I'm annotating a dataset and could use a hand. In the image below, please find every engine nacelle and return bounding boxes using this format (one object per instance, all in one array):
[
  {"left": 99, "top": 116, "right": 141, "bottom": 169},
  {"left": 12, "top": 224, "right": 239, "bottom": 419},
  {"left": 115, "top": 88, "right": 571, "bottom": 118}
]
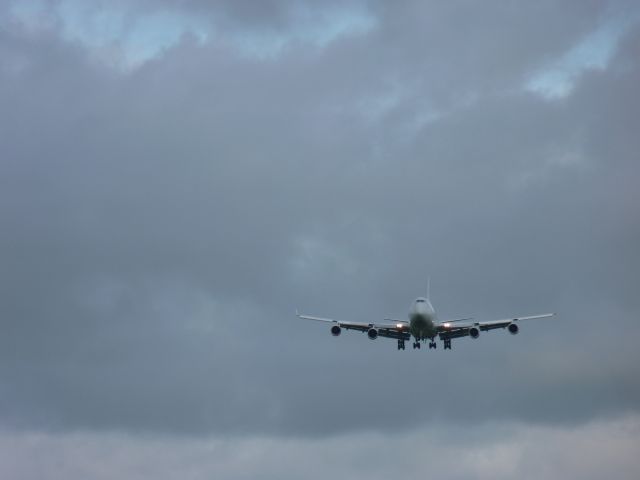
[
  {"left": 508, "top": 323, "right": 519, "bottom": 335},
  {"left": 330, "top": 325, "right": 342, "bottom": 336},
  {"left": 469, "top": 327, "right": 480, "bottom": 338},
  {"left": 469, "top": 326, "right": 480, "bottom": 339},
  {"left": 367, "top": 328, "right": 378, "bottom": 340}
]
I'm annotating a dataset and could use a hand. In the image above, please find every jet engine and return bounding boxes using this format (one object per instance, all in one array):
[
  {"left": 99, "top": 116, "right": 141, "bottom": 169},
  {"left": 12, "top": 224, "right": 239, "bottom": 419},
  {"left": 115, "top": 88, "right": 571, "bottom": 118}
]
[
  {"left": 330, "top": 325, "right": 342, "bottom": 336},
  {"left": 508, "top": 323, "right": 519, "bottom": 335},
  {"left": 469, "top": 326, "right": 480, "bottom": 339},
  {"left": 367, "top": 328, "right": 379, "bottom": 340}
]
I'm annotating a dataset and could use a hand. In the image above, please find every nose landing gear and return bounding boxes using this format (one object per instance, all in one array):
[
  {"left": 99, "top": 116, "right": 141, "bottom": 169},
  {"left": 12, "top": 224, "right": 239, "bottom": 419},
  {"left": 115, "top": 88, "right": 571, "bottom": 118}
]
[
  {"left": 443, "top": 339, "right": 452, "bottom": 350},
  {"left": 428, "top": 341, "right": 437, "bottom": 349},
  {"left": 397, "top": 340, "right": 405, "bottom": 350}
]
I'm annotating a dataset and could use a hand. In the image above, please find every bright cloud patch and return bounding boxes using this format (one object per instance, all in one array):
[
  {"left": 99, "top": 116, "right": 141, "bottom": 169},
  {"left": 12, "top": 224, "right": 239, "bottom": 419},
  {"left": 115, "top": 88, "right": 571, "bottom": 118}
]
[
  {"left": 7, "top": 0, "right": 376, "bottom": 67},
  {"left": 9, "top": 0, "right": 209, "bottom": 68},
  {"left": 526, "top": 12, "right": 639, "bottom": 99},
  {"left": 229, "top": 4, "right": 376, "bottom": 59}
]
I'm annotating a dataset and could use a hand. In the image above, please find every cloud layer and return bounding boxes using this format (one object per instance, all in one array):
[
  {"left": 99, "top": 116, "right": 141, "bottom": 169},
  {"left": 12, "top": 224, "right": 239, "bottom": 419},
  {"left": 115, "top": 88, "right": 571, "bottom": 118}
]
[
  {"left": 1, "top": 0, "right": 640, "bottom": 477},
  {"left": 3, "top": 415, "right": 640, "bottom": 479}
]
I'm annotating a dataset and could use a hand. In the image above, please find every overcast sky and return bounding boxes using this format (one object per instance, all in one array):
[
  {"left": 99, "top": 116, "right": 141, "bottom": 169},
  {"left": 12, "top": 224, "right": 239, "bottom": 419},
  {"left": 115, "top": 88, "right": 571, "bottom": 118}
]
[{"left": 1, "top": 1, "right": 640, "bottom": 478}]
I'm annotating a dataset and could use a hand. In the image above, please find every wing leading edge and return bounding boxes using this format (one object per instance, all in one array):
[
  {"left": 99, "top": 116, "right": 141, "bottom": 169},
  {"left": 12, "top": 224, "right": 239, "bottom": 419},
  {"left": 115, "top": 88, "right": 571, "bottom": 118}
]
[
  {"left": 296, "top": 312, "right": 410, "bottom": 340},
  {"left": 438, "top": 313, "right": 556, "bottom": 339}
]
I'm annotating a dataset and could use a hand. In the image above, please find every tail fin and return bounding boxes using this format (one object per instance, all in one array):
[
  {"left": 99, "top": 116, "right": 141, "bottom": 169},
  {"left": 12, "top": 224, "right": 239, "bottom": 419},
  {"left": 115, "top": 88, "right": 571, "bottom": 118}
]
[{"left": 427, "top": 277, "right": 431, "bottom": 301}]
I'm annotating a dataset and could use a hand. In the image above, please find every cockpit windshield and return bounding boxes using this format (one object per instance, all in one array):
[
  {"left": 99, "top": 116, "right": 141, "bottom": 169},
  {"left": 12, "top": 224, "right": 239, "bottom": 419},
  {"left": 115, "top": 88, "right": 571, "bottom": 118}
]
[{"left": 416, "top": 299, "right": 425, "bottom": 303}]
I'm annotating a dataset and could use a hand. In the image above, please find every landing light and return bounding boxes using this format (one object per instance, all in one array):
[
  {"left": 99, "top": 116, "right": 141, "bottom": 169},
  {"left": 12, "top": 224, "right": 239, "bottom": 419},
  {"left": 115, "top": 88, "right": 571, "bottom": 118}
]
[
  {"left": 396, "top": 323, "right": 403, "bottom": 329},
  {"left": 443, "top": 322, "right": 451, "bottom": 328}
]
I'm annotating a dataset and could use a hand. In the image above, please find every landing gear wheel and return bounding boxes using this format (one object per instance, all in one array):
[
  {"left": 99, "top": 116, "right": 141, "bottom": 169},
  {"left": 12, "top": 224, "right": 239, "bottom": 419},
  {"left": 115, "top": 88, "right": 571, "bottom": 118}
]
[
  {"left": 398, "top": 340, "right": 405, "bottom": 350},
  {"left": 429, "top": 342, "right": 436, "bottom": 349},
  {"left": 444, "top": 339, "right": 452, "bottom": 350}
]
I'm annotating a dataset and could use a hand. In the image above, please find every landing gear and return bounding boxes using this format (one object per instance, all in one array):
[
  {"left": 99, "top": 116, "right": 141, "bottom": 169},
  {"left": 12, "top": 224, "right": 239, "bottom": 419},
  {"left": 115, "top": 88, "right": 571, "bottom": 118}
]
[
  {"left": 397, "top": 340, "right": 405, "bottom": 350},
  {"left": 443, "top": 339, "right": 452, "bottom": 350},
  {"left": 412, "top": 342, "right": 421, "bottom": 349},
  {"left": 428, "top": 341, "right": 437, "bottom": 349}
]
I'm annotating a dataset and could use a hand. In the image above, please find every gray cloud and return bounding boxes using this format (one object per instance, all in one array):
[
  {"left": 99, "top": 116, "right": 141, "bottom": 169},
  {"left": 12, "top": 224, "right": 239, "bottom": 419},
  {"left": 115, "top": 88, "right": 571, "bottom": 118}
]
[
  {"left": 1, "top": 0, "right": 639, "bottom": 455},
  {"left": 2, "top": 415, "right": 640, "bottom": 479}
]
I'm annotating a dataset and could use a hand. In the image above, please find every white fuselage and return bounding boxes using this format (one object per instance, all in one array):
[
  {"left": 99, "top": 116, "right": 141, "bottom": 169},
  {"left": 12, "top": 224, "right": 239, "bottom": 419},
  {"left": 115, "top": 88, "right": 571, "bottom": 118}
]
[{"left": 409, "top": 297, "right": 437, "bottom": 340}]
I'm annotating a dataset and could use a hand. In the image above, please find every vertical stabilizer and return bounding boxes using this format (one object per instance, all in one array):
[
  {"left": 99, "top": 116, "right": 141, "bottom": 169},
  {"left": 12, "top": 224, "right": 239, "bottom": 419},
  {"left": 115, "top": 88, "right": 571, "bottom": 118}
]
[{"left": 427, "top": 277, "right": 431, "bottom": 301}]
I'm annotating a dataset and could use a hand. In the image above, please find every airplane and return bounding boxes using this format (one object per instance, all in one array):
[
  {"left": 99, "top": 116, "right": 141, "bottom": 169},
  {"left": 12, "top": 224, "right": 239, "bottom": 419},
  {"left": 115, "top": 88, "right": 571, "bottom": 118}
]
[{"left": 296, "top": 290, "right": 555, "bottom": 351}]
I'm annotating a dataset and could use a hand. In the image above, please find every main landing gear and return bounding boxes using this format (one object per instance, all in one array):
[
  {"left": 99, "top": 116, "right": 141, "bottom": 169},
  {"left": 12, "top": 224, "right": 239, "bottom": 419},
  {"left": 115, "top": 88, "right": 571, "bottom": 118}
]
[{"left": 397, "top": 338, "right": 450, "bottom": 351}]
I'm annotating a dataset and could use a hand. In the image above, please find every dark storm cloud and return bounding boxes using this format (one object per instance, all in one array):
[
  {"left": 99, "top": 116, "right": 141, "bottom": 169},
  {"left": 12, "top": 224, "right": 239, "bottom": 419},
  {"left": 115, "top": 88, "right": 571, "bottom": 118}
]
[{"left": 1, "top": 0, "right": 639, "bottom": 442}]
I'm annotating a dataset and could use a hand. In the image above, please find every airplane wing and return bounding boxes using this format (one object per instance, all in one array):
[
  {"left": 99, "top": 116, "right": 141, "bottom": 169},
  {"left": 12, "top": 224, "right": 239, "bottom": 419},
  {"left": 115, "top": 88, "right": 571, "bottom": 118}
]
[
  {"left": 437, "top": 313, "right": 555, "bottom": 339},
  {"left": 297, "top": 312, "right": 410, "bottom": 340},
  {"left": 441, "top": 317, "right": 474, "bottom": 324},
  {"left": 384, "top": 317, "right": 409, "bottom": 324}
]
